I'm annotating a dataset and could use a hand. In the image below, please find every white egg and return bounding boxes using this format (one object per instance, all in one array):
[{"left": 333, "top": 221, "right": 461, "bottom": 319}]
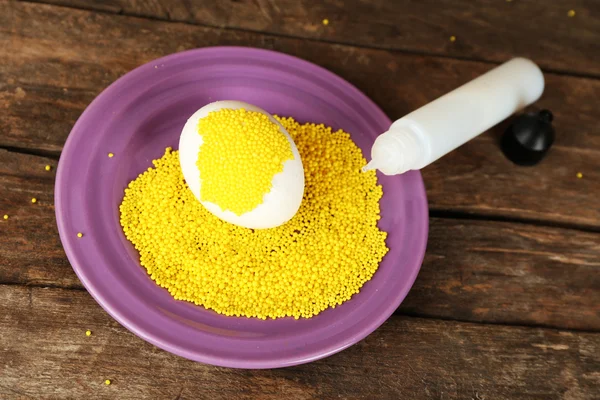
[{"left": 178, "top": 100, "right": 305, "bottom": 229}]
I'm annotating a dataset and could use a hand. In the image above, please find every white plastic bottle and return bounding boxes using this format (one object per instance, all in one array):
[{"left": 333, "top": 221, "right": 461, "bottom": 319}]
[{"left": 364, "top": 58, "right": 545, "bottom": 175}]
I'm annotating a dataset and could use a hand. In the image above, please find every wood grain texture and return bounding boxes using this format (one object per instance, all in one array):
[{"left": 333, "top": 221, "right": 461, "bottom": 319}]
[
  {"left": 0, "top": 150, "right": 75, "bottom": 288},
  {"left": 403, "top": 218, "right": 600, "bottom": 331},
  {"left": 2, "top": 1, "right": 600, "bottom": 227},
  {"left": 1, "top": 285, "right": 599, "bottom": 400},
  {"left": 24, "top": 0, "right": 600, "bottom": 77},
  {"left": 2, "top": 150, "right": 599, "bottom": 331},
  {"left": 1, "top": 2, "right": 600, "bottom": 396}
]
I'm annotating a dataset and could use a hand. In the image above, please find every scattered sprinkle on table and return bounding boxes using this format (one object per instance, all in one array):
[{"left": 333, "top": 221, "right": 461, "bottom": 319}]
[
  {"left": 108, "top": 152, "right": 114, "bottom": 158},
  {"left": 86, "top": 330, "right": 92, "bottom": 336},
  {"left": 31, "top": 198, "right": 37, "bottom": 204},
  {"left": 77, "top": 232, "right": 83, "bottom": 238},
  {"left": 322, "top": 18, "right": 329, "bottom": 26},
  {"left": 576, "top": 172, "right": 583, "bottom": 179},
  {"left": 3, "top": 214, "right": 8, "bottom": 220},
  {"left": 567, "top": 10, "right": 576, "bottom": 17},
  {"left": 45, "top": 165, "right": 52, "bottom": 171},
  {"left": 104, "top": 380, "right": 111, "bottom": 386},
  {"left": 120, "top": 117, "right": 388, "bottom": 320},
  {"left": 449, "top": 35, "right": 456, "bottom": 42}
]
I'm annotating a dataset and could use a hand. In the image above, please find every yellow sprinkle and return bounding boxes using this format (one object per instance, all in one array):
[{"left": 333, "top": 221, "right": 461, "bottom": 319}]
[
  {"left": 86, "top": 330, "right": 92, "bottom": 336},
  {"left": 45, "top": 165, "right": 52, "bottom": 171},
  {"left": 31, "top": 198, "right": 37, "bottom": 204},
  {"left": 567, "top": 10, "right": 575, "bottom": 17},
  {"left": 449, "top": 35, "right": 456, "bottom": 42},
  {"left": 196, "top": 109, "right": 293, "bottom": 215},
  {"left": 576, "top": 172, "right": 583, "bottom": 179},
  {"left": 77, "top": 232, "right": 83, "bottom": 238},
  {"left": 104, "top": 380, "right": 111, "bottom": 385},
  {"left": 119, "top": 117, "right": 388, "bottom": 320},
  {"left": 322, "top": 19, "right": 329, "bottom": 26},
  {"left": 3, "top": 214, "right": 8, "bottom": 220},
  {"left": 108, "top": 152, "right": 114, "bottom": 158}
]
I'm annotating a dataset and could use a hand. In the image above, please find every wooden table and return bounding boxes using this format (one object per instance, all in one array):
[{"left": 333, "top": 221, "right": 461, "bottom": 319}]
[{"left": 1, "top": 1, "right": 599, "bottom": 399}]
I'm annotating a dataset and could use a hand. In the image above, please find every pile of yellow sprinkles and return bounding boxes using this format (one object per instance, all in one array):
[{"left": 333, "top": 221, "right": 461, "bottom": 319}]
[{"left": 120, "top": 116, "right": 388, "bottom": 319}]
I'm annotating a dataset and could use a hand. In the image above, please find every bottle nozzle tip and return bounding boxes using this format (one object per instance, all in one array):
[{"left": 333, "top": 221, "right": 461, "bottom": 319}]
[{"left": 362, "top": 160, "right": 377, "bottom": 173}]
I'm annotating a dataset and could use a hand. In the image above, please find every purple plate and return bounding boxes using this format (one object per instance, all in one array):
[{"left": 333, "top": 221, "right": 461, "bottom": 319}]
[{"left": 55, "top": 47, "right": 428, "bottom": 368}]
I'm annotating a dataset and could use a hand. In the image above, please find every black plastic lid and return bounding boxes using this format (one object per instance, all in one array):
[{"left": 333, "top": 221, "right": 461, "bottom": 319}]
[{"left": 501, "top": 109, "right": 555, "bottom": 166}]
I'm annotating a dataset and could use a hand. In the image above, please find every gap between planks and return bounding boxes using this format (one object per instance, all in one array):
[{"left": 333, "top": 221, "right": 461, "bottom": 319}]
[
  {"left": 0, "top": 145, "right": 61, "bottom": 160},
  {"left": 0, "top": 282, "right": 597, "bottom": 334},
  {"left": 429, "top": 210, "right": 600, "bottom": 234}
]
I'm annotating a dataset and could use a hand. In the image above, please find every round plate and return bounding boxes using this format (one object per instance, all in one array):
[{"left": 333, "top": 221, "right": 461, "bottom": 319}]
[{"left": 55, "top": 47, "right": 428, "bottom": 368}]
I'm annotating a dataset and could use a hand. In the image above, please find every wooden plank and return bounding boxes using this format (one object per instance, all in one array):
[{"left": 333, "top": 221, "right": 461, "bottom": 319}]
[
  {"left": 2, "top": 151, "right": 599, "bottom": 331},
  {"left": 403, "top": 218, "right": 600, "bottom": 331},
  {"left": 2, "top": 1, "right": 600, "bottom": 227},
  {"left": 1, "top": 285, "right": 599, "bottom": 400},
  {"left": 27, "top": 0, "right": 600, "bottom": 77},
  {"left": 0, "top": 150, "right": 74, "bottom": 288}
]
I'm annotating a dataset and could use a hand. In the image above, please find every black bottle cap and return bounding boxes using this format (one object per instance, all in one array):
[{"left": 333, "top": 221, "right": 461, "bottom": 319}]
[{"left": 501, "top": 110, "right": 555, "bottom": 166}]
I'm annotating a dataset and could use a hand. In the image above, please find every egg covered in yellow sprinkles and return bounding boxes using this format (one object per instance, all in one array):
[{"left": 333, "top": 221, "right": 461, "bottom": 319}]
[
  {"left": 196, "top": 108, "right": 294, "bottom": 215},
  {"left": 120, "top": 117, "right": 388, "bottom": 319}
]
